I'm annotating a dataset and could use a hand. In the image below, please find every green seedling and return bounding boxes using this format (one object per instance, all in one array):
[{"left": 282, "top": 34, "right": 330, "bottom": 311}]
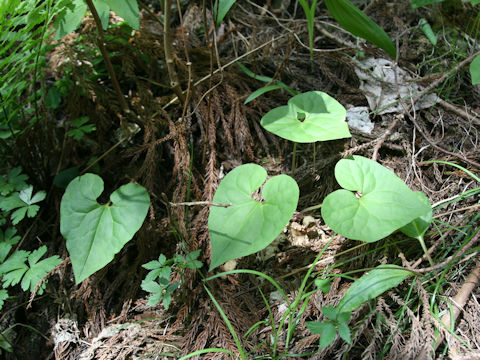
[
  {"left": 67, "top": 116, "right": 96, "bottom": 140},
  {"left": 237, "top": 62, "right": 297, "bottom": 104},
  {"left": 260, "top": 91, "right": 351, "bottom": 176},
  {"left": 306, "top": 306, "right": 351, "bottom": 348},
  {"left": 321, "top": 156, "right": 431, "bottom": 242},
  {"left": 213, "top": 0, "right": 236, "bottom": 27},
  {"left": 307, "top": 265, "right": 411, "bottom": 348},
  {"left": 297, "top": 0, "right": 319, "bottom": 59},
  {"left": 208, "top": 164, "right": 298, "bottom": 271},
  {"left": 141, "top": 251, "right": 202, "bottom": 309},
  {"left": 419, "top": 18, "right": 437, "bottom": 46},
  {"left": 60, "top": 173, "right": 150, "bottom": 283},
  {"left": 324, "top": 0, "right": 396, "bottom": 58}
]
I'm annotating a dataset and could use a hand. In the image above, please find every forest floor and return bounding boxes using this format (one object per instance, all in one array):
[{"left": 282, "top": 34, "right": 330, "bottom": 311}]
[{"left": 3, "top": 0, "right": 480, "bottom": 359}]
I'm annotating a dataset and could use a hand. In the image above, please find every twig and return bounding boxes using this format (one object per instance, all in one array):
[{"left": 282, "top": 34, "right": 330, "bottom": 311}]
[
  {"left": 163, "top": 0, "right": 185, "bottom": 104},
  {"left": 392, "top": 41, "right": 480, "bottom": 169},
  {"left": 85, "top": 0, "right": 130, "bottom": 113},
  {"left": 161, "top": 33, "right": 288, "bottom": 110},
  {"left": 434, "top": 260, "right": 480, "bottom": 353},
  {"left": 371, "top": 114, "right": 400, "bottom": 161},
  {"left": 169, "top": 201, "right": 232, "bottom": 207}
]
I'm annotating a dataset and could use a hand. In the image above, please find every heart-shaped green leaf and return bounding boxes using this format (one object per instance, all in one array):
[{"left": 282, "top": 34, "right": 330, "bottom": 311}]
[
  {"left": 60, "top": 174, "right": 150, "bottom": 283},
  {"left": 208, "top": 164, "right": 299, "bottom": 271},
  {"left": 400, "top": 191, "right": 432, "bottom": 238},
  {"left": 260, "top": 91, "right": 351, "bottom": 143},
  {"left": 321, "top": 156, "right": 431, "bottom": 242}
]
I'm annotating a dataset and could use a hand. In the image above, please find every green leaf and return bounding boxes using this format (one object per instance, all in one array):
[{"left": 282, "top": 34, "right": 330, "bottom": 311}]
[
  {"left": 21, "top": 246, "right": 62, "bottom": 294},
  {"left": 0, "top": 289, "right": 8, "bottom": 310},
  {"left": 322, "top": 306, "right": 337, "bottom": 321},
  {"left": 314, "top": 278, "right": 331, "bottom": 294},
  {"left": 245, "top": 84, "right": 292, "bottom": 104},
  {"left": 208, "top": 164, "right": 299, "bottom": 271},
  {"left": 324, "top": 0, "right": 396, "bottom": 58},
  {"left": 411, "top": 0, "right": 445, "bottom": 8},
  {"left": 306, "top": 321, "right": 337, "bottom": 348},
  {"left": 60, "top": 173, "right": 150, "bottom": 283},
  {"left": 336, "top": 312, "right": 351, "bottom": 323},
  {"left": 93, "top": 0, "right": 111, "bottom": 29},
  {"left": 1, "top": 186, "right": 46, "bottom": 225},
  {"left": 419, "top": 18, "right": 437, "bottom": 46},
  {"left": 53, "top": 0, "right": 88, "bottom": 40},
  {"left": 0, "top": 250, "right": 29, "bottom": 288},
  {"left": 336, "top": 264, "right": 410, "bottom": 313},
  {"left": 54, "top": 167, "right": 80, "bottom": 189},
  {"left": 45, "top": 86, "right": 62, "bottom": 109},
  {"left": 141, "top": 280, "right": 163, "bottom": 306},
  {"left": 0, "top": 325, "right": 13, "bottom": 353},
  {"left": 213, "top": 0, "right": 236, "bottom": 26},
  {"left": 185, "top": 250, "right": 202, "bottom": 269},
  {"left": 321, "top": 156, "right": 432, "bottom": 242},
  {"left": 260, "top": 91, "right": 351, "bottom": 143},
  {"left": 400, "top": 191, "right": 432, "bottom": 238},
  {"left": 106, "top": 0, "right": 139, "bottom": 30},
  {"left": 0, "top": 167, "right": 28, "bottom": 195},
  {"left": 337, "top": 323, "right": 351, "bottom": 343},
  {"left": 470, "top": 54, "right": 480, "bottom": 85},
  {"left": 0, "top": 228, "right": 21, "bottom": 263}
]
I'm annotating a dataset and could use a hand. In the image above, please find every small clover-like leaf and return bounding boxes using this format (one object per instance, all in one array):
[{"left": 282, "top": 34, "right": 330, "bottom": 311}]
[
  {"left": 185, "top": 250, "right": 202, "bottom": 269},
  {"left": 261, "top": 91, "right": 351, "bottom": 143},
  {"left": 60, "top": 174, "right": 150, "bottom": 283},
  {"left": 21, "top": 246, "right": 61, "bottom": 293},
  {"left": 208, "top": 164, "right": 299, "bottom": 271},
  {"left": 322, "top": 156, "right": 432, "bottom": 242}
]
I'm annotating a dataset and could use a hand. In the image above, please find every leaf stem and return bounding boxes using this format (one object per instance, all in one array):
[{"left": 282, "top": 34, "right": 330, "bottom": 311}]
[{"left": 291, "top": 142, "right": 298, "bottom": 177}]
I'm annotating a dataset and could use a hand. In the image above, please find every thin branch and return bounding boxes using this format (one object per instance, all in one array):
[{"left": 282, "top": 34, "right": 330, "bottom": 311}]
[{"left": 163, "top": 0, "right": 185, "bottom": 104}]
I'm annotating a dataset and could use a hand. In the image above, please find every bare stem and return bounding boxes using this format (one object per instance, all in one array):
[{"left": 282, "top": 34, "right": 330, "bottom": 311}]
[{"left": 163, "top": 0, "right": 185, "bottom": 104}]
